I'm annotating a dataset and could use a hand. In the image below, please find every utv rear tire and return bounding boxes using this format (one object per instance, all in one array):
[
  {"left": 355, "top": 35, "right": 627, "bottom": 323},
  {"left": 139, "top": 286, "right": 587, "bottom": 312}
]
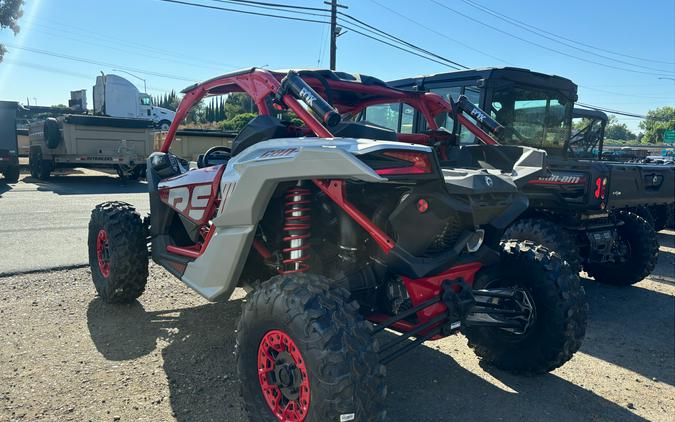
[
  {"left": 3, "top": 166, "right": 19, "bottom": 183},
  {"left": 504, "top": 218, "right": 581, "bottom": 273},
  {"left": 463, "top": 241, "right": 587, "bottom": 374},
  {"left": 632, "top": 206, "right": 655, "bottom": 229},
  {"left": 88, "top": 201, "right": 149, "bottom": 303},
  {"left": 585, "top": 211, "right": 659, "bottom": 286},
  {"left": 650, "top": 205, "right": 669, "bottom": 232},
  {"left": 236, "top": 273, "right": 386, "bottom": 422}
]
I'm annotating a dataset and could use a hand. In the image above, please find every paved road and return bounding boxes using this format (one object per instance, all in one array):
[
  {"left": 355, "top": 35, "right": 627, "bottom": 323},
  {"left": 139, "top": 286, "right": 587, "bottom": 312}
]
[{"left": 0, "top": 169, "right": 149, "bottom": 275}]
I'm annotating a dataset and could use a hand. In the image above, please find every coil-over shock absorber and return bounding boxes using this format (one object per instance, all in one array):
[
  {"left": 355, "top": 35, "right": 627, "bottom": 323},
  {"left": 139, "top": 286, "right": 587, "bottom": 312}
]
[{"left": 282, "top": 182, "right": 312, "bottom": 273}]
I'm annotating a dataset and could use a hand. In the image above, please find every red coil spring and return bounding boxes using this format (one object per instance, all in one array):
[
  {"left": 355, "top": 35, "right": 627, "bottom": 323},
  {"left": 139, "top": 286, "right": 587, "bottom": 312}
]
[{"left": 281, "top": 186, "right": 312, "bottom": 273}]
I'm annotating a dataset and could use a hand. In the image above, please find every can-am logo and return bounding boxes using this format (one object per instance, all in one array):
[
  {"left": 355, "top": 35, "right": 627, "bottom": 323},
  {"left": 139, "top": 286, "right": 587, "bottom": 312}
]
[
  {"left": 259, "top": 148, "right": 299, "bottom": 159},
  {"left": 298, "top": 87, "right": 317, "bottom": 106},
  {"left": 529, "top": 173, "right": 585, "bottom": 185}
]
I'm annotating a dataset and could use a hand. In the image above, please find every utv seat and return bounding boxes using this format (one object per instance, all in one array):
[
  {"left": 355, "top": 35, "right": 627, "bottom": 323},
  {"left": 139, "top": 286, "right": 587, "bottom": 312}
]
[
  {"left": 331, "top": 121, "right": 398, "bottom": 142},
  {"left": 231, "top": 115, "right": 292, "bottom": 156}
]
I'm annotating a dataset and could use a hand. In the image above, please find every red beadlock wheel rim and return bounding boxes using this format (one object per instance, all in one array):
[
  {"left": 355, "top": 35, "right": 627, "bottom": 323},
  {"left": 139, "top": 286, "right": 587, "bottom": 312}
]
[
  {"left": 96, "top": 229, "right": 111, "bottom": 278},
  {"left": 258, "top": 330, "right": 311, "bottom": 421}
]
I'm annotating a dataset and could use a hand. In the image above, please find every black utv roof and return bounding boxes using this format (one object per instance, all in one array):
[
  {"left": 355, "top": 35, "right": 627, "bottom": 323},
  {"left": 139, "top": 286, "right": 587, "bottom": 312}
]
[
  {"left": 573, "top": 107, "right": 609, "bottom": 122},
  {"left": 389, "top": 67, "right": 578, "bottom": 96}
]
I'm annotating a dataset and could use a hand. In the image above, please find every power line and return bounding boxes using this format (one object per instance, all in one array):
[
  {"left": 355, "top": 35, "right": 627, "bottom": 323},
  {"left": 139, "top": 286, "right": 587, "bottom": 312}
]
[
  {"left": 31, "top": 18, "right": 243, "bottom": 70},
  {"left": 578, "top": 84, "right": 675, "bottom": 100},
  {"left": 4, "top": 44, "right": 197, "bottom": 82},
  {"left": 26, "top": 26, "right": 235, "bottom": 74},
  {"left": 576, "top": 102, "right": 673, "bottom": 121},
  {"left": 155, "top": 0, "right": 328, "bottom": 24},
  {"left": 210, "top": 0, "right": 329, "bottom": 13},
  {"left": 460, "top": 0, "right": 674, "bottom": 74},
  {"left": 4, "top": 60, "right": 172, "bottom": 93},
  {"left": 338, "top": 11, "right": 468, "bottom": 69},
  {"left": 368, "top": 0, "right": 513, "bottom": 66},
  {"left": 463, "top": 0, "right": 675, "bottom": 66},
  {"left": 428, "top": 0, "right": 675, "bottom": 77},
  {"left": 156, "top": 0, "right": 466, "bottom": 69},
  {"left": 337, "top": 23, "right": 463, "bottom": 69},
  {"left": 207, "top": 0, "right": 330, "bottom": 18}
]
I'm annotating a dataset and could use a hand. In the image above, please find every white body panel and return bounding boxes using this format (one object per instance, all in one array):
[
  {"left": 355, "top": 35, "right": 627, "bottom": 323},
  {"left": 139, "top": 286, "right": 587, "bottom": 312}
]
[{"left": 180, "top": 137, "right": 430, "bottom": 300}]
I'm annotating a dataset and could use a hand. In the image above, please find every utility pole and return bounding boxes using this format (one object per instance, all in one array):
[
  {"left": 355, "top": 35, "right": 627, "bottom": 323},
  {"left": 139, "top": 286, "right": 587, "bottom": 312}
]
[{"left": 324, "top": 0, "right": 348, "bottom": 70}]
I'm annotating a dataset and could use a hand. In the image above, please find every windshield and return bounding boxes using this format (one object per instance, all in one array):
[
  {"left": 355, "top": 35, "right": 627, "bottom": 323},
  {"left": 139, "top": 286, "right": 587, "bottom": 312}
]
[
  {"left": 489, "top": 86, "right": 572, "bottom": 152},
  {"left": 569, "top": 116, "right": 604, "bottom": 159},
  {"left": 140, "top": 96, "right": 152, "bottom": 106}
]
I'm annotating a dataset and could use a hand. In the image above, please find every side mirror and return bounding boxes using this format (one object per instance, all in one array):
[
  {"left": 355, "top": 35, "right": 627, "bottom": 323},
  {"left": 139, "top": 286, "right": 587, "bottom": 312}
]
[{"left": 197, "top": 154, "right": 205, "bottom": 169}]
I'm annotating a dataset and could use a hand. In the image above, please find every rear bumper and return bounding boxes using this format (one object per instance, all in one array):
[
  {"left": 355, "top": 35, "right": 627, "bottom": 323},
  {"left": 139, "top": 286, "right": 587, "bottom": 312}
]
[{"left": 0, "top": 153, "right": 19, "bottom": 170}]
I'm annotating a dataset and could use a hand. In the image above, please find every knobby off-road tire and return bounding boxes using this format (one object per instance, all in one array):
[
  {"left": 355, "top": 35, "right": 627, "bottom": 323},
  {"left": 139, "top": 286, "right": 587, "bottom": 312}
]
[
  {"left": 88, "top": 201, "right": 149, "bottom": 303},
  {"left": 504, "top": 218, "right": 582, "bottom": 273},
  {"left": 632, "top": 206, "right": 655, "bottom": 229},
  {"left": 237, "top": 273, "right": 386, "bottom": 422},
  {"left": 650, "top": 205, "right": 669, "bottom": 232},
  {"left": 585, "top": 211, "right": 659, "bottom": 286},
  {"left": 463, "top": 240, "right": 587, "bottom": 374}
]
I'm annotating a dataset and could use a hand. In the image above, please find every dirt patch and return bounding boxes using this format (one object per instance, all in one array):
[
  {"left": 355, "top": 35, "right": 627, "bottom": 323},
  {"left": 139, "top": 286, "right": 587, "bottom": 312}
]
[{"left": 1, "top": 233, "right": 673, "bottom": 421}]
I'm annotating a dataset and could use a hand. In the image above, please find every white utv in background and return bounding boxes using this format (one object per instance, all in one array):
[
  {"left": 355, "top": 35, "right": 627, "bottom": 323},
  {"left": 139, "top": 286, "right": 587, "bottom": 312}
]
[{"left": 93, "top": 74, "right": 176, "bottom": 130}]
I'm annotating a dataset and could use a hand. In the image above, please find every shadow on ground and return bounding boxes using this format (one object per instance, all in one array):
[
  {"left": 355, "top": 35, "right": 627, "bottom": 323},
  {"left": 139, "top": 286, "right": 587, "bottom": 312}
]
[
  {"left": 26, "top": 174, "right": 148, "bottom": 195},
  {"left": 579, "top": 277, "right": 674, "bottom": 388},
  {"left": 86, "top": 285, "right": 660, "bottom": 422}
]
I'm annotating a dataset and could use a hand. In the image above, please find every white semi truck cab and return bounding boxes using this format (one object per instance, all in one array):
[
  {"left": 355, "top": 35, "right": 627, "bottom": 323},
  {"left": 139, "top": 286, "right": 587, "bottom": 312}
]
[{"left": 93, "top": 74, "right": 176, "bottom": 130}]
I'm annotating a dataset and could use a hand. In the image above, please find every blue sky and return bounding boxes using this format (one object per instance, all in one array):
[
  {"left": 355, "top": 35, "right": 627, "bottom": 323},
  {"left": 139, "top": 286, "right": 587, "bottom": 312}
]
[{"left": 0, "top": 0, "right": 673, "bottom": 131}]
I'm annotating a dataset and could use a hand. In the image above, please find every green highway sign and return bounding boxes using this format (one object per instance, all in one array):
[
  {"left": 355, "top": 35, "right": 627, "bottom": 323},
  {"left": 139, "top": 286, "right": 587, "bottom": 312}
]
[{"left": 664, "top": 130, "right": 675, "bottom": 144}]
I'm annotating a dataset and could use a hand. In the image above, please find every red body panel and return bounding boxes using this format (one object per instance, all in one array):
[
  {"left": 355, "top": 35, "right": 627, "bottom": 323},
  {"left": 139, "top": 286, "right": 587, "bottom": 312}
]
[
  {"left": 403, "top": 262, "right": 482, "bottom": 325},
  {"left": 158, "top": 164, "right": 225, "bottom": 225}
]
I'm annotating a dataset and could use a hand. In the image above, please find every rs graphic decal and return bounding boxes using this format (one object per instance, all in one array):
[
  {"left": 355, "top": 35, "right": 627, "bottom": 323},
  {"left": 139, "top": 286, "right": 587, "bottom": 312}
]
[{"left": 161, "top": 183, "right": 214, "bottom": 223}]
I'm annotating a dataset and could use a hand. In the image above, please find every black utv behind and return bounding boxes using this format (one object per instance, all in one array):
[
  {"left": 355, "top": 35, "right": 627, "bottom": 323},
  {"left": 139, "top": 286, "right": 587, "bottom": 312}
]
[{"left": 390, "top": 67, "right": 662, "bottom": 286}]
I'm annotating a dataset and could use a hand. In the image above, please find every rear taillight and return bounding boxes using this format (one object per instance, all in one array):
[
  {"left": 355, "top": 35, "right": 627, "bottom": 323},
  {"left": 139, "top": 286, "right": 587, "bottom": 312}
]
[
  {"left": 376, "top": 151, "right": 433, "bottom": 175},
  {"left": 594, "top": 177, "right": 608, "bottom": 199}
]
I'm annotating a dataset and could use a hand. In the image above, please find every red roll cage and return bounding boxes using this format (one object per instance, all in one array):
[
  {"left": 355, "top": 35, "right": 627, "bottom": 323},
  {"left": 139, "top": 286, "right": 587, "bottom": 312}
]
[{"left": 160, "top": 68, "right": 498, "bottom": 154}]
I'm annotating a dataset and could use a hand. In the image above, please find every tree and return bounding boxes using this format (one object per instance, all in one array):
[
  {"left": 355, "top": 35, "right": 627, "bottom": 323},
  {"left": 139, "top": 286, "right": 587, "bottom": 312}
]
[
  {"left": 605, "top": 114, "right": 637, "bottom": 141},
  {"left": 639, "top": 106, "right": 675, "bottom": 144},
  {"left": 0, "top": 0, "right": 24, "bottom": 62}
]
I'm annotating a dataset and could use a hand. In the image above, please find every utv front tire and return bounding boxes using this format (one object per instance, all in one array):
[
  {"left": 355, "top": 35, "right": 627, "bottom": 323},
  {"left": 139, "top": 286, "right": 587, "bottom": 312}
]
[
  {"left": 504, "top": 218, "right": 581, "bottom": 273},
  {"left": 585, "top": 211, "right": 659, "bottom": 286},
  {"left": 237, "top": 273, "right": 386, "bottom": 422},
  {"left": 464, "top": 241, "right": 587, "bottom": 374},
  {"left": 88, "top": 201, "right": 149, "bottom": 303}
]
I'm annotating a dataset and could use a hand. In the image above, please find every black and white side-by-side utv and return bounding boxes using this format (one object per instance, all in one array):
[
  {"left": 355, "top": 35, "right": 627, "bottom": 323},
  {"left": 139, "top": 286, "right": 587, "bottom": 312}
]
[{"left": 87, "top": 69, "right": 587, "bottom": 422}]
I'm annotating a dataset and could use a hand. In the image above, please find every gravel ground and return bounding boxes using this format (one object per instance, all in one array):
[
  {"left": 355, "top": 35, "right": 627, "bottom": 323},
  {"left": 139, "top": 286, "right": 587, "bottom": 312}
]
[{"left": 1, "top": 232, "right": 673, "bottom": 422}]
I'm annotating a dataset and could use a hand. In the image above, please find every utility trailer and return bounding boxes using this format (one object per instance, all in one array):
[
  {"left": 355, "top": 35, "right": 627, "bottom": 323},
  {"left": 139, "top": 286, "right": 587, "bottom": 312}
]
[
  {"left": 152, "top": 128, "right": 237, "bottom": 162},
  {"left": 28, "top": 114, "right": 155, "bottom": 181},
  {"left": 390, "top": 67, "right": 662, "bottom": 285},
  {"left": 0, "top": 101, "right": 20, "bottom": 183}
]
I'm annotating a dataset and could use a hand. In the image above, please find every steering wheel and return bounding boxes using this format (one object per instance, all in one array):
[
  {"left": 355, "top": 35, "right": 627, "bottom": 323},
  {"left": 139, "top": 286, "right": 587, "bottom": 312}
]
[
  {"left": 499, "top": 126, "right": 530, "bottom": 144},
  {"left": 200, "top": 146, "right": 231, "bottom": 168}
]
